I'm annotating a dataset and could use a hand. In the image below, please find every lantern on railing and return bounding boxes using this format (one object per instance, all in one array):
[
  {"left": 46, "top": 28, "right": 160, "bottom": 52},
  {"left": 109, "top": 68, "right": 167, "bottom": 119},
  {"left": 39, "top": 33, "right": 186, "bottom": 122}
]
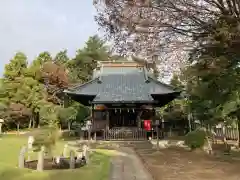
[
  {"left": 141, "top": 105, "right": 153, "bottom": 110},
  {"left": 95, "top": 104, "right": 106, "bottom": 110}
]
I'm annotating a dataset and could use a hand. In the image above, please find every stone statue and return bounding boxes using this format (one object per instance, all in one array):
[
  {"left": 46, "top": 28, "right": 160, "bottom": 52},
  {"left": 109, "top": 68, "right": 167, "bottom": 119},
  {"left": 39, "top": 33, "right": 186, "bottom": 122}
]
[
  {"left": 27, "top": 136, "right": 34, "bottom": 149},
  {"left": 63, "top": 144, "right": 68, "bottom": 157},
  {"left": 37, "top": 146, "right": 45, "bottom": 171},
  {"left": 18, "top": 146, "right": 27, "bottom": 168},
  {"left": 69, "top": 150, "right": 75, "bottom": 169},
  {"left": 82, "top": 145, "right": 89, "bottom": 164}
]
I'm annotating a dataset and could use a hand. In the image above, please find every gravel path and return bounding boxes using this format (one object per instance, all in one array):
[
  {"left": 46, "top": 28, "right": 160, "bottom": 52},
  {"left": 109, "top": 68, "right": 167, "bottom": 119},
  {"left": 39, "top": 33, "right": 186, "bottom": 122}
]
[{"left": 109, "top": 146, "right": 153, "bottom": 180}]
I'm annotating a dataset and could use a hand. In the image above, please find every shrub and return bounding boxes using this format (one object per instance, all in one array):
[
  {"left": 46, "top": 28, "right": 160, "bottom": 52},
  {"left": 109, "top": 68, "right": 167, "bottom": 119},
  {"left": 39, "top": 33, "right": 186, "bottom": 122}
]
[
  {"left": 32, "top": 127, "right": 61, "bottom": 156},
  {"left": 185, "top": 129, "right": 206, "bottom": 150}
]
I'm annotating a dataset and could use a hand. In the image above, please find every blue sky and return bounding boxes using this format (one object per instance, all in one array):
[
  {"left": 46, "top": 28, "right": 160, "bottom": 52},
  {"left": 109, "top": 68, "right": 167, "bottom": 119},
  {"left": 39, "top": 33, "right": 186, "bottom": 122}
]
[{"left": 0, "top": 0, "right": 98, "bottom": 75}]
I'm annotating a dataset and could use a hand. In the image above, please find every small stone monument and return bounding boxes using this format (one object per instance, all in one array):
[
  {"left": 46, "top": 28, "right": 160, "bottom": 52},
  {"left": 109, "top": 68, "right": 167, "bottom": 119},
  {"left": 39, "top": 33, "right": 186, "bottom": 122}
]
[
  {"left": 86, "top": 120, "right": 92, "bottom": 145},
  {"left": 0, "top": 119, "right": 4, "bottom": 135},
  {"left": 27, "top": 136, "right": 34, "bottom": 160},
  {"left": 37, "top": 146, "right": 45, "bottom": 172},
  {"left": 63, "top": 144, "right": 68, "bottom": 157},
  {"left": 69, "top": 150, "right": 75, "bottom": 169},
  {"left": 75, "top": 151, "right": 83, "bottom": 164},
  {"left": 18, "top": 146, "right": 27, "bottom": 168},
  {"left": 82, "top": 145, "right": 89, "bottom": 164},
  {"left": 55, "top": 156, "right": 61, "bottom": 164},
  {"left": 28, "top": 136, "right": 34, "bottom": 149},
  {"left": 77, "top": 151, "right": 83, "bottom": 159}
]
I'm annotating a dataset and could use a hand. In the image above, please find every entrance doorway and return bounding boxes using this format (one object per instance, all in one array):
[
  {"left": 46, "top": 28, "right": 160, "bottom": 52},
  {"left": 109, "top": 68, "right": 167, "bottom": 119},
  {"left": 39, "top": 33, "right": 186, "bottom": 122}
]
[{"left": 109, "top": 109, "right": 138, "bottom": 128}]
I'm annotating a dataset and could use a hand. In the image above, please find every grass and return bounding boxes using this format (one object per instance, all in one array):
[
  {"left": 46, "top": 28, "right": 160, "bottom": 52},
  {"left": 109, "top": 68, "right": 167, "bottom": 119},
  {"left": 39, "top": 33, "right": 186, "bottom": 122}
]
[{"left": 0, "top": 134, "right": 111, "bottom": 180}]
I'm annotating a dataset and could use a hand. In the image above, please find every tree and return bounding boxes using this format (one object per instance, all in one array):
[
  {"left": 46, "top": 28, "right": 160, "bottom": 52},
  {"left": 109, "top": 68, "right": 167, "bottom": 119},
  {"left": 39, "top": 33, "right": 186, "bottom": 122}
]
[
  {"left": 1, "top": 53, "right": 33, "bottom": 132},
  {"left": 0, "top": 37, "right": 113, "bottom": 132},
  {"left": 54, "top": 50, "right": 69, "bottom": 66},
  {"left": 41, "top": 59, "right": 69, "bottom": 106},
  {"left": 182, "top": 10, "right": 240, "bottom": 134},
  {"left": 158, "top": 75, "right": 187, "bottom": 128},
  {"left": 67, "top": 35, "right": 110, "bottom": 83},
  {"left": 94, "top": 0, "right": 240, "bottom": 77},
  {"left": 58, "top": 106, "right": 78, "bottom": 130},
  {"left": 39, "top": 104, "right": 60, "bottom": 128}
]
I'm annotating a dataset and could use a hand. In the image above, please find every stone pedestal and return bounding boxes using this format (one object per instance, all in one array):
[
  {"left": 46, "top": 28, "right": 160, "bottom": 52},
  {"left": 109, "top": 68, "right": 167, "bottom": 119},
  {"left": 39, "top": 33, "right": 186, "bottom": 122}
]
[
  {"left": 69, "top": 150, "right": 75, "bottom": 169},
  {"left": 37, "top": 146, "right": 45, "bottom": 172},
  {"left": 82, "top": 145, "right": 89, "bottom": 164},
  {"left": 27, "top": 136, "right": 34, "bottom": 160},
  {"left": 18, "top": 146, "right": 27, "bottom": 168},
  {"left": 63, "top": 144, "right": 68, "bottom": 157}
]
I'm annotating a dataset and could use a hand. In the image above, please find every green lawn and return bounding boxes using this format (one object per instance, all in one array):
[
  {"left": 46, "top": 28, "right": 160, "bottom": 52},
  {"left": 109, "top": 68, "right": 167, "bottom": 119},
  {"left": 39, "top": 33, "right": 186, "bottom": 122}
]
[{"left": 0, "top": 135, "right": 111, "bottom": 180}]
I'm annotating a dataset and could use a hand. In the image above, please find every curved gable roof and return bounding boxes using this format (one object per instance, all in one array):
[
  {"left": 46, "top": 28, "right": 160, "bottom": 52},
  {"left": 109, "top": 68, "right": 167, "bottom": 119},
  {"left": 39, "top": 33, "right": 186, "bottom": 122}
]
[{"left": 65, "top": 62, "right": 180, "bottom": 105}]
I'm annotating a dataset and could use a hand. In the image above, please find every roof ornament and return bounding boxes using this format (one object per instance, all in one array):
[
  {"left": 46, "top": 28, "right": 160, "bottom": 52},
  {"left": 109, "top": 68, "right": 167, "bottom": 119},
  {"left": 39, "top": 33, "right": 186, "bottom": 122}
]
[
  {"left": 143, "top": 66, "right": 150, "bottom": 83},
  {"left": 97, "top": 62, "right": 103, "bottom": 84}
]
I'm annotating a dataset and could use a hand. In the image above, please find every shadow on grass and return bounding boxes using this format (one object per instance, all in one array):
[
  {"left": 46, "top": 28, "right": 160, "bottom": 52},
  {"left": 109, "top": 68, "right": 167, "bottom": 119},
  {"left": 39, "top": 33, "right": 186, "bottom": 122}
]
[
  {"left": 48, "top": 152, "right": 111, "bottom": 180},
  {"left": 0, "top": 167, "right": 26, "bottom": 180},
  {"left": 0, "top": 151, "right": 111, "bottom": 180}
]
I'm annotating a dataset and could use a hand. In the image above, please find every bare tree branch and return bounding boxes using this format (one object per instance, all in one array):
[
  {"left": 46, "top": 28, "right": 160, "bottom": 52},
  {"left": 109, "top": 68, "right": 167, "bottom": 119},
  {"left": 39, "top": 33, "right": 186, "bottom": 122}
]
[{"left": 94, "top": 0, "right": 240, "bottom": 78}]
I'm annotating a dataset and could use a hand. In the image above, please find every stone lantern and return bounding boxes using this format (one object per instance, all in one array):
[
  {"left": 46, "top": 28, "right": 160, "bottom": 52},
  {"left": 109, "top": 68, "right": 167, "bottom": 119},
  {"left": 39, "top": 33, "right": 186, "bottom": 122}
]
[{"left": 86, "top": 120, "right": 92, "bottom": 146}]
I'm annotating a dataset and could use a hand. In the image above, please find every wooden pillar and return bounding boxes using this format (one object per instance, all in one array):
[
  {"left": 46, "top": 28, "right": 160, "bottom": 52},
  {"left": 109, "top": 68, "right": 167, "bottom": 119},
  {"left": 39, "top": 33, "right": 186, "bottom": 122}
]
[
  {"left": 106, "top": 110, "right": 109, "bottom": 130},
  {"left": 92, "top": 105, "right": 96, "bottom": 141},
  {"left": 88, "top": 105, "right": 93, "bottom": 146},
  {"left": 152, "top": 108, "right": 155, "bottom": 139},
  {"left": 137, "top": 110, "right": 143, "bottom": 129}
]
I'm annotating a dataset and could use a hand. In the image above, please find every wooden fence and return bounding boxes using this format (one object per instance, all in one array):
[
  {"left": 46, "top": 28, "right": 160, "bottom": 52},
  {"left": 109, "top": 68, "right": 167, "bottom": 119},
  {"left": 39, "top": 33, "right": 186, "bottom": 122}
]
[
  {"left": 214, "top": 128, "right": 239, "bottom": 140},
  {"left": 104, "top": 127, "right": 147, "bottom": 141}
]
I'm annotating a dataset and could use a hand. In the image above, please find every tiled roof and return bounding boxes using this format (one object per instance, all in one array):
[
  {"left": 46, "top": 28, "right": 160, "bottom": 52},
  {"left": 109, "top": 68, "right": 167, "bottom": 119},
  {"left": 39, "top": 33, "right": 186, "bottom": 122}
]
[{"left": 65, "top": 64, "right": 179, "bottom": 104}]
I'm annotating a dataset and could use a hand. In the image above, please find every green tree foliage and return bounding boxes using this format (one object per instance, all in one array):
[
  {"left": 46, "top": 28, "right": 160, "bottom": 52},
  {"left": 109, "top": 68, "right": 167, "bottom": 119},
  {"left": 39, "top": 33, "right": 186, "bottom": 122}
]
[
  {"left": 54, "top": 50, "right": 69, "bottom": 66},
  {"left": 95, "top": 0, "right": 240, "bottom": 133},
  {"left": 184, "top": 14, "right": 240, "bottom": 127},
  {"left": 1, "top": 53, "right": 32, "bottom": 131},
  {"left": 33, "top": 127, "right": 61, "bottom": 155},
  {"left": 158, "top": 74, "right": 186, "bottom": 122},
  {"left": 0, "top": 35, "right": 111, "bottom": 132},
  {"left": 67, "top": 35, "right": 110, "bottom": 83}
]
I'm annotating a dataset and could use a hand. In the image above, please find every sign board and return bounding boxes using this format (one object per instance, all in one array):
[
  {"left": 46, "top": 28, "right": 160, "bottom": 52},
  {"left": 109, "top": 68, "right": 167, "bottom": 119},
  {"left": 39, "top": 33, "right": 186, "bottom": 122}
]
[
  {"left": 86, "top": 120, "right": 92, "bottom": 130},
  {"left": 81, "top": 127, "right": 87, "bottom": 131}
]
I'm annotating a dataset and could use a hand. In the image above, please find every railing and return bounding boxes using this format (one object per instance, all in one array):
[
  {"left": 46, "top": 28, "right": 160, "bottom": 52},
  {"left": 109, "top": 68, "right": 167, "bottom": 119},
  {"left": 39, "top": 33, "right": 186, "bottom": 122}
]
[
  {"left": 214, "top": 128, "right": 238, "bottom": 140},
  {"left": 104, "top": 127, "right": 147, "bottom": 140}
]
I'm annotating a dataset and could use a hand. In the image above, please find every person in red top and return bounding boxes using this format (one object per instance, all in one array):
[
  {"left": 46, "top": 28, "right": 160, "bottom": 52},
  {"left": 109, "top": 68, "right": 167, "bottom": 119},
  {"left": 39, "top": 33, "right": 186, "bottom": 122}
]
[
  {"left": 144, "top": 119, "right": 152, "bottom": 139},
  {"left": 144, "top": 120, "right": 151, "bottom": 131}
]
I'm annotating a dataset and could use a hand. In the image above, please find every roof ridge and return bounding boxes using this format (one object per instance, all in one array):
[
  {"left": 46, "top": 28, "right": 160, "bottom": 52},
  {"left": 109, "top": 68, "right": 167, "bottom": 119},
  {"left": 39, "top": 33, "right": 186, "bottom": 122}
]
[
  {"left": 143, "top": 66, "right": 149, "bottom": 82},
  {"left": 147, "top": 76, "right": 176, "bottom": 90},
  {"left": 65, "top": 78, "right": 99, "bottom": 92}
]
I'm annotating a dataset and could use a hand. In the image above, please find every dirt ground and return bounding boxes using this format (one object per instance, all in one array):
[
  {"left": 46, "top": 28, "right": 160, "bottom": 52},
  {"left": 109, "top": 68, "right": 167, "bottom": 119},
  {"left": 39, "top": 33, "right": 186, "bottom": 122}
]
[
  {"left": 109, "top": 146, "right": 153, "bottom": 180},
  {"left": 131, "top": 142, "right": 240, "bottom": 180}
]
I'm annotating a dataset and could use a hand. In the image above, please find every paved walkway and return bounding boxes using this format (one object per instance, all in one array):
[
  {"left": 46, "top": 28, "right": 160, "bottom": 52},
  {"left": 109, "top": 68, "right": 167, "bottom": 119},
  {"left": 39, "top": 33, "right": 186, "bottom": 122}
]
[{"left": 109, "top": 147, "right": 153, "bottom": 180}]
